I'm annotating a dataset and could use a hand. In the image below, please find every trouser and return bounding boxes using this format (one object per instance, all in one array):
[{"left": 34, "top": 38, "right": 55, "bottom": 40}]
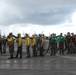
[
  {"left": 9, "top": 45, "right": 14, "bottom": 58},
  {"left": 3, "top": 44, "right": 6, "bottom": 53},
  {"left": 16, "top": 46, "right": 22, "bottom": 58},
  {"left": 51, "top": 43, "right": 56, "bottom": 55},
  {"left": 32, "top": 45, "right": 37, "bottom": 56},
  {"left": 71, "top": 43, "right": 76, "bottom": 53},
  {"left": 36, "top": 43, "right": 38, "bottom": 51},
  {"left": 0, "top": 45, "right": 2, "bottom": 54},
  {"left": 43, "top": 42, "right": 46, "bottom": 51},
  {"left": 59, "top": 42, "right": 64, "bottom": 55},
  {"left": 39, "top": 45, "right": 44, "bottom": 56},
  {"left": 26, "top": 46, "right": 30, "bottom": 57},
  {"left": 12, "top": 45, "right": 14, "bottom": 53},
  {"left": 64, "top": 42, "right": 67, "bottom": 50},
  {"left": 67, "top": 43, "right": 72, "bottom": 54}
]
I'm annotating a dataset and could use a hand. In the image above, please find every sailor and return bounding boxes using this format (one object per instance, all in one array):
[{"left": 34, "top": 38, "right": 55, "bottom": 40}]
[
  {"left": 38, "top": 34, "right": 44, "bottom": 56},
  {"left": 7, "top": 33, "right": 14, "bottom": 59},
  {"left": 58, "top": 33, "right": 65, "bottom": 55},
  {"left": 50, "top": 33, "right": 57, "bottom": 56},
  {"left": 0, "top": 35, "right": 2, "bottom": 54},
  {"left": 31, "top": 34, "right": 37, "bottom": 57},
  {"left": 2, "top": 36, "right": 6, "bottom": 53},
  {"left": 66, "top": 32, "right": 72, "bottom": 54},
  {"left": 25, "top": 34, "right": 31, "bottom": 58},
  {"left": 15, "top": 33, "right": 23, "bottom": 59}
]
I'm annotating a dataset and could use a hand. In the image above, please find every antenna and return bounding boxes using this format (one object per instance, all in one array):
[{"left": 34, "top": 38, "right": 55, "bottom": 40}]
[
  {"left": 23, "top": 32, "right": 25, "bottom": 37},
  {"left": 41, "top": 31, "right": 43, "bottom": 35},
  {"left": 34, "top": 31, "right": 35, "bottom": 34}
]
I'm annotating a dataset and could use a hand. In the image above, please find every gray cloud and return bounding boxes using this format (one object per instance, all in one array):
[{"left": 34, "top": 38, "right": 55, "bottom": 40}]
[
  {"left": 0, "top": 0, "right": 76, "bottom": 25},
  {"left": 25, "top": 8, "right": 75, "bottom": 25}
]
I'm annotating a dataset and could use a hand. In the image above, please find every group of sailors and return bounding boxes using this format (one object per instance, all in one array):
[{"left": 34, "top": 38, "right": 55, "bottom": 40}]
[
  {"left": 48, "top": 32, "right": 76, "bottom": 55},
  {"left": 0, "top": 32, "right": 76, "bottom": 59}
]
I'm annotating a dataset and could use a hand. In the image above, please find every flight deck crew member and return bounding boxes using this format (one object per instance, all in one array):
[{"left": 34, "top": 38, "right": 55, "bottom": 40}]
[
  {"left": 66, "top": 32, "right": 72, "bottom": 54},
  {"left": 15, "top": 33, "right": 23, "bottom": 59},
  {"left": 71, "top": 33, "right": 76, "bottom": 53},
  {"left": 0, "top": 35, "right": 2, "bottom": 54},
  {"left": 2, "top": 36, "right": 6, "bottom": 53},
  {"left": 50, "top": 34, "right": 57, "bottom": 56},
  {"left": 38, "top": 34, "right": 44, "bottom": 56},
  {"left": 25, "top": 34, "right": 31, "bottom": 58},
  {"left": 42, "top": 34, "right": 46, "bottom": 51},
  {"left": 58, "top": 33, "right": 65, "bottom": 55},
  {"left": 7, "top": 33, "right": 14, "bottom": 59},
  {"left": 32, "top": 35, "right": 37, "bottom": 57}
]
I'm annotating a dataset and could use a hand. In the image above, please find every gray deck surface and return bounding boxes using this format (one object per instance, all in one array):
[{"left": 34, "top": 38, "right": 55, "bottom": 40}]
[
  {"left": 0, "top": 41, "right": 76, "bottom": 75},
  {"left": 0, "top": 51, "right": 76, "bottom": 75}
]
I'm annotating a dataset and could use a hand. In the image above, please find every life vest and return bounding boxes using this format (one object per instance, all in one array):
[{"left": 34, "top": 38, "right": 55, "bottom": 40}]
[
  {"left": 43, "top": 36, "right": 46, "bottom": 43},
  {"left": 32, "top": 37, "right": 36, "bottom": 46},
  {"left": 7, "top": 36, "right": 14, "bottom": 45},
  {"left": 18, "top": 37, "right": 23, "bottom": 46},
  {"left": 25, "top": 37, "right": 31, "bottom": 46}
]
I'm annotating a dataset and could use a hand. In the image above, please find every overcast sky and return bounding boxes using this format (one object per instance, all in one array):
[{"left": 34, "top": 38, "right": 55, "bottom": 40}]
[{"left": 0, "top": 0, "right": 76, "bottom": 36}]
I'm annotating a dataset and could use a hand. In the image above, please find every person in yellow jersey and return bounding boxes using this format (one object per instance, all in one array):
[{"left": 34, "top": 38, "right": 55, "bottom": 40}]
[
  {"left": 15, "top": 33, "right": 23, "bottom": 59},
  {"left": 25, "top": 34, "right": 31, "bottom": 58},
  {"left": 7, "top": 33, "right": 14, "bottom": 59},
  {"left": 42, "top": 34, "right": 47, "bottom": 51},
  {"left": 32, "top": 34, "right": 37, "bottom": 57}
]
